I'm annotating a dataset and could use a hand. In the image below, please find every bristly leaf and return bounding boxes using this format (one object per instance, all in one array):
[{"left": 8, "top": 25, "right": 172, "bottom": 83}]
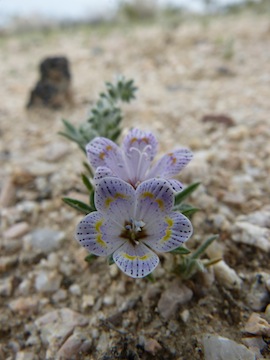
[
  {"left": 89, "top": 191, "right": 96, "bottom": 210},
  {"left": 59, "top": 76, "right": 137, "bottom": 151},
  {"left": 81, "top": 173, "right": 94, "bottom": 193},
  {"left": 62, "top": 197, "right": 95, "bottom": 214},
  {"left": 170, "top": 246, "right": 191, "bottom": 255},
  {"left": 174, "top": 182, "right": 200, "bottom": 206},
  {"left": 85, "top": 254, "right": 98, "bottom": 264}
]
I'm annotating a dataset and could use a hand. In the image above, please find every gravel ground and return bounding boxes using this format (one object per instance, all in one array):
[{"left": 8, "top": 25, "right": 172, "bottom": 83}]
[{"left": 1, "top": 12, "right": 270, "bottom": 360}]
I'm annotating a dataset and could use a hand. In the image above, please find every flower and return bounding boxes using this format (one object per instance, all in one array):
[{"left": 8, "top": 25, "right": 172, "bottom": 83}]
[
  {"left": 76, "top": 177, "right": 193, "bottom": 278},
  {"left": 86, "top": 128, "right": 193, "bottom": 192}
]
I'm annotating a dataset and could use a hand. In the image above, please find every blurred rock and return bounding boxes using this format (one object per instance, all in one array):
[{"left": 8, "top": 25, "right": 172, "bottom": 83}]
[
  {"left": 25, "top": 228, "right": 65, "bottom": 254},
  {"left": 244, "top": 313, "right": 270, "bottom": 337},
  {"left": 27, "top": 56, "right": 73, "bottom": 109},
  {"left": 0, "top": 177, "right": 17, "bottom": 207},
  {"left": 35, "top": 308, "right": 88, "bottom": 358},
  {"left": 158, "top": 281, "right": 193, "bottom": 321},
  {"left": 9, "top": 296, "right": 39, "bottom": 315},
  {"left": 201, "top": 114, "right": 235, "bottom": 127},
  {"left": 212, "top": 260, "right": 242, "bottom": 290},
  {"left": 247, "top": 273, "right": 270, "bottom": 311},
  {"left": 35, "top": 270, "right": 62, "bottom": 294},
  {"left": 4, "top": 222, "right": 30, "bottom": 239},
  {"left": 232, "top": 221, "right": 270, "bottom": 252},
  {"left": 203, "top": 334, "right": 256, "bottom": 360},
  {"left": 56, "top": 331, "right": 92, "bottom": 360}
]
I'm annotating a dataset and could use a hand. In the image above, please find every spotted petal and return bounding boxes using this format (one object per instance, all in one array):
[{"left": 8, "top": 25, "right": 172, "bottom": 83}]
[
  {"left": 94, "top": 166, "right": 115, "bottom": 185},
  {"left": 86, "top": 137, "right": 125, "bottom": 177},
  {"left": 75, "top": 212, "right": 125, "bottom": 256},
  {"left": 122, "top": 128, "right": 158, "bottom": 160},
  {"left": 113, "top": 241, "right": 159, "bottom": 278},
  {"left": 143, "top": 212, "right": 193, "bottom": 252},
  {"left": 148, "top": 149, "right": 193, "bottom": 179},
  {"left": 135, "top": 178, "right": 174, "bottom": 222},
  {"left": 95, "top": 177, "right": 136, "bottom": 223}
]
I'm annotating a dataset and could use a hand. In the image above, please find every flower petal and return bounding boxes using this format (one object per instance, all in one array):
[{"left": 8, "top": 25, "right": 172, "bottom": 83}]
[
  {"left": 135, "top": 179, "right": 174, "bottom": 222},
  {"left": 148, "top": 148, "right": 193, "bottom": 179},
  {"left": 143, "top": 212, "right": 193, "bottom": 252},
  {"left": 122, "top": 128, "right": 158, "bottom": 160},
  {"left": 76, "top": 212, "right": 125, "bottom": 256},
  {"left": 166, "top": 179, "right": 183, "bottom": 193},
  {"left": 95, "top": 177, "right": 136, "bottom": 223},
  {"left": 113, "top": 241, "right": 159, "bottom": 278},
  {"left": 94, "top": 166, "right": 115, "bottom": 184},
  {"left": 86, "top": 137, "right": 126, "bottom": 178}
]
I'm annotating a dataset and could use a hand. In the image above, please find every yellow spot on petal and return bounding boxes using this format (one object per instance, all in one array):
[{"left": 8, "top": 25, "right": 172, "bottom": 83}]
[
  {"left": 99, "top": 152, "right": 105, "bottom": 160},
  {"left": 123, "top": 253, "right": 136, "bottom": 260},
  {"left": 106, "top": 145, "right": 113, "bottom": 151},
  {"left": 168, "top": 153, "right": 176, "bottom": 164},
  {"left": 122, "top": 253, "right": 151, "bottom": 261},
  {"left": 141, "top": 137, "right": 150, "bottom": 144},
  {"left": 156, "top": 199, "right": 164, "bottom": 211},
  {"left": 161, "top": 217, "right": 174, "bottom": 243},
  {"left": 96, "top": 234, "right": 107, "bottom": 248},
  {"left": 141, "top": 191, "right": 154, "bottom": 199},
  {"left": 105, "top": 193, "right": 128, "bottom": 209},
  {"left": 95, "top": 219, "right": 103, "bottom": 232},
  {"left": 130, "top": 137, "right": 138, "bottom": 144}
]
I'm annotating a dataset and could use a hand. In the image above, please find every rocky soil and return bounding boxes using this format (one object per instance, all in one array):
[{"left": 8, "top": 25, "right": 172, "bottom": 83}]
[{"left": 1, "top": 12, "right": 270, "bottom": 360}]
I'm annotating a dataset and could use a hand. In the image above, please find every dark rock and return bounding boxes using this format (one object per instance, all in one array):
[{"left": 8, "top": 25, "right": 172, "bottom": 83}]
[
  {"left": 201, "top": 114, "right": 235, "bottom": 127},
  {"left": 27, "top": 56, "right": 73, "bottom": 109}
]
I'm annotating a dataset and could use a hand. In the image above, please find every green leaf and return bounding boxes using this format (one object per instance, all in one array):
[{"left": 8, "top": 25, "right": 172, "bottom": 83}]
[
  {"left": 89, "top": 191, "right": 96, "bottom": 210},
  {"left": 107, "top": 254, "right": 115, "bottom": 265},
  {"left": 81, "top": 173, "right": 93, "bottom": 193},
  {"left": 173, "top": 203, "right": 200, "bottom": 218},
  {"left": 62, "top": 197, "right": 94, "bottom": 214},
  {"left": 85, "top": 254, "right": 98, "bottom": 264},
  {"left": 83, "top": 162, "right": 94, "bottom": 177},
  {"left": 145, "top": 273, "right": 155, "bottom": 282},
  {"left": 190, "top": 235, "right": 219, "bottom": 260},
  {"left": 170, "top": 246, "right": 191, "bottom": 255},
  {"left": 174, "top": 182, "right": 201, "bottom": 206}
]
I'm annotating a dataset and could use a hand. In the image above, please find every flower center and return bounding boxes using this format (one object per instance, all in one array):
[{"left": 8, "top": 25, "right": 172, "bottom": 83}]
[{"left": 121, "top": 218, "right": 147, "bottom": 245}]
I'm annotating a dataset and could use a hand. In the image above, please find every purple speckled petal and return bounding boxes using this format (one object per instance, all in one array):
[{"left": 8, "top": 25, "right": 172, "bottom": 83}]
[
  {"left": 166, "top": 179, "right": 183, "bottom": 193},
  {"left": 95, "top": 177, "right": 135, "bottom": 223},
  {"left": 86, "top": 137, "right": 121, "bottom": 169},
  {"left": 135, "top": 179, "right": 174, "bottom": 222},
  {"left": 148, "top": 148, "right": 193, "bottom": 179},
  {"left": 75, "top": 212, "right": 125, "bottom": 256},
  {"left": 93, "top": 166, "right": 115, "bottom": 185},
  {"left": 113, "top": 241, "right": 159, "bottom": 278},
  {"left": 143, "top": 212, "right": 193, "bottom": 252},
  {"left": 122, "top": 128, "right": 158, "bottom": 160}
]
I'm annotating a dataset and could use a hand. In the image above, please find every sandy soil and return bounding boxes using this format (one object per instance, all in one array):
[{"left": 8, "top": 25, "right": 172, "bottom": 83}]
[{"left": 1, "top": 12, "right": 270, "bottom": 360}]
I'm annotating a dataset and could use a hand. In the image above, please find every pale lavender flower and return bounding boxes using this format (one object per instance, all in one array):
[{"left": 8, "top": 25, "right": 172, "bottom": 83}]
[
  {"left": 76, "top": 177, "right": 193, "bottom": 278},
  {"left": 86, "top": 128, "right": 193, "bottom": 192}
]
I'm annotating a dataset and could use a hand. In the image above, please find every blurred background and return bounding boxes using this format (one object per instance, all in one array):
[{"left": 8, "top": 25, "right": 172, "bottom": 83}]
[{"left": 0, "top": 0, "right": 269, "bottom": 29}]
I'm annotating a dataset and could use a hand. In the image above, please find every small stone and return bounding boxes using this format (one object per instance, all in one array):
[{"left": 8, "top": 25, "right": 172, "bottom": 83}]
[
  {"left": 44, "top": 142, "right": 70, "bottom": 162},
  {"left": 0, "top": 177, "right": 17, "bottom": 207},
  {"left": 103, "top": 295, "right": 114, "bottom": 306},
  {"left": 242, "top": 336, "right": 266, "bottom": 358},
  {"left": 144, "top": 338, "right": 162, "bottom": 356},
  {"left": 180, "top": 309, "right": 190, "bottom": 323},
  {"left": 15, "top": 351, "right": 37, "bottom": 360},
  {"left": 0, "top": 277, "right": 13, "bottom": 297},
  {"left": 25, "top": 228, "right": 65, "bottom": 254},
  {"left": 232, "top": 222, "right": 270, "bottom": 252},
  {"left": 244, "top": 313, "right": 270, "bottom": 337},
  {"left": 35, "top": 308, "right": 88, "bottom": 358},
  {"left": 9, "top": 296, "right": 39, "bottom": 314},
  {"left": 56, "top": 331, "right": 92, "bottom": 359},
  {"left": 142, "top": 284, "right": 161, "bottom": 306},
  {"left": 203, "top": 334, "right": 256, "bottom": 360},
  {"left": 247, "top": 273, "right": 270, "bottom": 311},
  {"left": 109, "top": 264, "right": 119, "bottom": 278},
  {"left": 4, "top": 222, "right": 30, "bottom": 239},
  {"left": 35, "top": 270, "right": 62, "bottom": 293},
  {"left": 69, "top": 284, "right": 81, "bottom": 296},
  {"left": 212, "top": 260, "right": 242, "bottom": 290},
  {"left": 82, "top": 295, "right": 95, "bottom": 309},
  {"left": 158, "top": 281, "right": 193, "bottom": 321},
  {"left": 52, "top": 289, "right": 67, "bottom": 302},
  {"left": 18, "top": 278, "right": 32, "bottom": 295},
  {"left": 0, "top": 255, "right": 18, "bottom": 274}
]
